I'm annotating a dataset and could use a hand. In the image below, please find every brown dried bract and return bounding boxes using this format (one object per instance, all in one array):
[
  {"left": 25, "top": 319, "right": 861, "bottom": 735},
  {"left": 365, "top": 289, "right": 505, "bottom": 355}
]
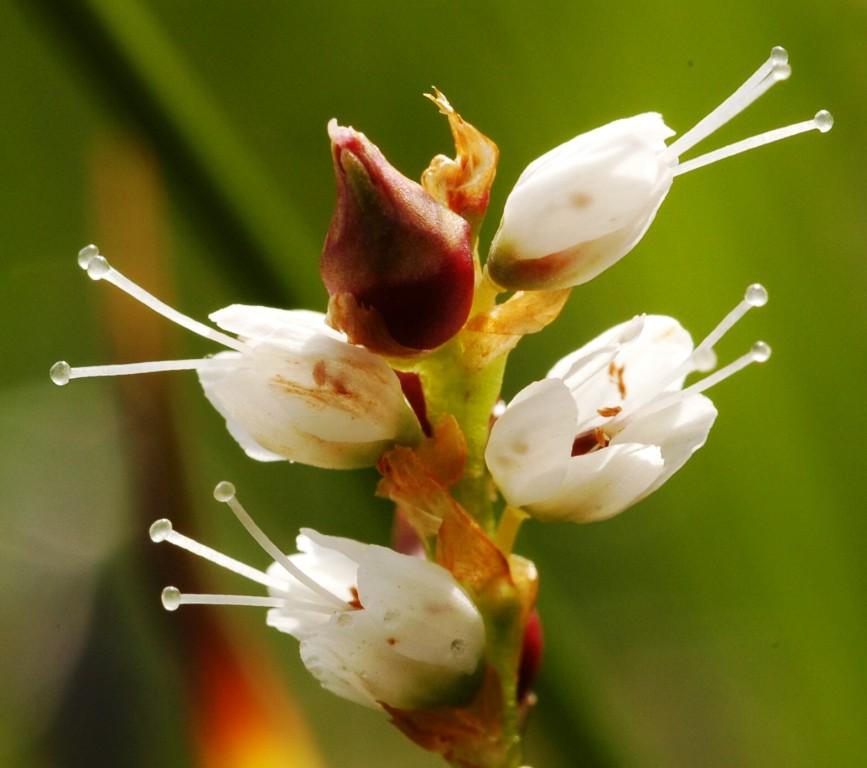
[
  {"left": 384, "top": 667, "right": 505, "bottom": 768},
  {"left": 462, "top": 288, "right": 572, "bottom": 369},
  {"left": 436, "top": 504, "right": 511, "bottom": 596},
  {"left": 377, "top": 418, "right": 469, "bottom": 541},
  {"left": 422, "top": 88, "right": 499, "bottom": 227}
]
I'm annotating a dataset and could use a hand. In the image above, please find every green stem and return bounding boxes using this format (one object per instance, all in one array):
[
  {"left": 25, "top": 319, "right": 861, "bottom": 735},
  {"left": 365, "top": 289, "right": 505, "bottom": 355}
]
[{"left": 416, "top": 339, "right": 507, "bottom": 533}]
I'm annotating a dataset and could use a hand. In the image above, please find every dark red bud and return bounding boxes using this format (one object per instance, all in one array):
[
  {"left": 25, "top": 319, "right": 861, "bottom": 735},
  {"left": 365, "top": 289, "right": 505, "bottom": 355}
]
[
  {"left": 321, "top": 121, "right": 475, "bottom": 352},
  {"left": 518, "top": 610, "right": 544, "bottom": 702}
]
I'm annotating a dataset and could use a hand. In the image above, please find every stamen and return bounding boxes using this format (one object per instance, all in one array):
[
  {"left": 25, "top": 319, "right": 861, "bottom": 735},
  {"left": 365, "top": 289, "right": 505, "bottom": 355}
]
[
  {"left": 160, "top": 586, "right": 286, "bottom": 612},
  {"left": 149, "top": 518, "right": 283, "bottom": 589},
  {"left": 673, "top": 111, "right": 833, "bottom": 176},
  {"left": 213, "top": 481, "right": 350, "bottom": 609},
  {"left": 666, "top": 46, "right": 791, "bottom": 159},
  {"left": 638, "top": 341, "right": 772, "bottom": 420},
  {"left": 49, "top": 356, "right": 235, "bottom": 386},
  {"left": 78, "top": 250, "right": 247, "bottom": 352},
  {"left": 695, "top": 283, "right": 768, "bottom": 355},
  {"left": 605, "top": 285, "right": 769, "bottom": 434}
]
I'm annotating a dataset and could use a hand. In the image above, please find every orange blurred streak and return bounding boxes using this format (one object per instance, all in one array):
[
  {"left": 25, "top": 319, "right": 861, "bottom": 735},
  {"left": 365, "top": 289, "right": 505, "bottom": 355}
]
[
  {"left": 194, "top": 631, "right": 324, "bottom": 768},
  {"left": 90, "top": 134, "right": 323, "bottom": 768}
]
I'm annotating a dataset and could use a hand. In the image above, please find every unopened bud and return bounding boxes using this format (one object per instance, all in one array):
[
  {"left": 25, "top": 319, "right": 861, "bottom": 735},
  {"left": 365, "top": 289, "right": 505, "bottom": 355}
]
[
  {"left": 322, "top": 121, "right": 475, "bottom": 353},
  {"left": 487, "top": 114, "right": 675, "bottom": 291}
]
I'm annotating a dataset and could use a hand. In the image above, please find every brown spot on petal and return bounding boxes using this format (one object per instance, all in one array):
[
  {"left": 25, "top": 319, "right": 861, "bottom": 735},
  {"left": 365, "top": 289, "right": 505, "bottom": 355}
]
[
  {"left": 312, "top": 360, "right": 327, "bottom": 387},
  {"left": 597, "top": 406, "right": 622, "bottom": 417},
  {"left": 349, "top": 586, "right": 363, "bottom": 610},
  {"left": 387, "top": 637, "right": 398, "bottom": 646},
  {"left": 570, "top": 192, "right": 593, "bottom": 209},
  {"left": 608, "top": 362, "right": 627, "bottom": 399}
]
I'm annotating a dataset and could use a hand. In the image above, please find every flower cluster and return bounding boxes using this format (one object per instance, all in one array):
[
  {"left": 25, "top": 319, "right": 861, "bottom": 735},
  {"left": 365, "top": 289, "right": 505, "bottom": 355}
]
[{"left": 53, "top": 46, "right": 830, "bottom": 767}]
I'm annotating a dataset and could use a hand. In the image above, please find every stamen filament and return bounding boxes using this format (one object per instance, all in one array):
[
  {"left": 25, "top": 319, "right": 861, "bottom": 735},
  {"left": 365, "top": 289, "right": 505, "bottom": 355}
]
[
  {"left": 161, "top": 587, "right": 287, "bottom": 611},
  {"left": 82, "top": 253, "right": 247, "bottom": 352},
  {"left": 673, "top": 112, "right": 832, "bottom": 176},
  {"left": 605, "top": 286, "right": 769, "bottom": 434},
  {"left": 638, "top": 341, "right": 772, "bottom": 420},
  {"left": 696, "top": 283, "right": 768, "bottom": 354},
  {"left": 50, "top": 357, "right": 235, "bottom": 386},
  {"left": 666, "top": 46, "right": 790, "bottom": 159},
  {"left": 149, "top": 518, "right": 283, "bottom": 589},
  {"left": 213, "top": 482, "right": 350, "bottom": 609}
]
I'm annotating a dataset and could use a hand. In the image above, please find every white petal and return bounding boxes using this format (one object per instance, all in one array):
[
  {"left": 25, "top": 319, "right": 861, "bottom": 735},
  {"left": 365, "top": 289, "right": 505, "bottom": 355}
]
[
  {"left": 297, "top": 529, "right": 367, "bottom": 583},
  {"left": 526, "top": 442, "right": 665, "bottom": 523},
  {"left": 614, "top": 393, "right": 718, "bottom": 499},
  {"left": 485, "top": 379, "right": 576, "bottom": 507},
  {"left": 292, "top": 539, "right": 485, "bottom": 710},
  {"left": 197, "top": 343, "right": 419, "bottom": 469},
  {"left": 550, "top": 315, "right": 694, "bottom": 433},
  {"left": 516, "top": 113, "right": 674, "bottom": 185},
  {"left": 197, "top": 352, "right": 285, "bottom": 462},
  {"left": 356, "top": 545, "right": 485, "bottom": 674},
  {"left": 501, "top": 114, "right": 675, "bottom": 259},
  {"left": 209, "top": 305, "right": 343, "bottom": 345},
  {"left": 299, "top": 633, "right": 379, "bottom": 708}
]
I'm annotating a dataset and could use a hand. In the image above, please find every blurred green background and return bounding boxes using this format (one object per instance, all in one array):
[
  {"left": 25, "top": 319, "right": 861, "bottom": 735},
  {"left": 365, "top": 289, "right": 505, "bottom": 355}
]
[{"left": 2, "top": 1, "right": 865, "bottom": 766}]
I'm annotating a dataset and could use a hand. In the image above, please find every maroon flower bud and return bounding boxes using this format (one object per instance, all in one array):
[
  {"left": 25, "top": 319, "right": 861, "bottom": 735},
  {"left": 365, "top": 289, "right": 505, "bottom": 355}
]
[{"left": 321, "top": 120, "right": 475, "bottom": 353}]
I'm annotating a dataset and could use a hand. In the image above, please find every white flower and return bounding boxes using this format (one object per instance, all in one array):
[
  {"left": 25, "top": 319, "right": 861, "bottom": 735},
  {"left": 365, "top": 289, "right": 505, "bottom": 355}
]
[
  {"left": 50, "top": 247, "right": 421, "bottom": 469},
  {"left": 485, "top": 285, "right": 772, "bottom": 522},
  {"left": 487, "top": 46, "right": 832, "bottom": 290},
  {"left": 151, "top": 482, "right": 486, "bottom": 710}
]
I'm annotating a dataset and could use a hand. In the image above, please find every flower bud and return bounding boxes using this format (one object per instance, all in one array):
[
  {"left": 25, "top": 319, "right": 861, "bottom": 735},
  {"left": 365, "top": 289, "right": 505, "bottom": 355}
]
[
  {"left": 487, "top": 47, "right": 833, "bottom": 291},
  {"left": 322, "top": 120, "right": 475, "bottom": 353},
  {"left": 487, "top": 114, "right": 675, "bottom": 291}
]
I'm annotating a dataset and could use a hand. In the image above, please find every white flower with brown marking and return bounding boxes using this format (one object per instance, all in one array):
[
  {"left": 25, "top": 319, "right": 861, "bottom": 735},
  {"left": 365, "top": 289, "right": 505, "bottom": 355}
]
[
  {"left": 487, "top": 47, "right": 832, "bottom": 290},
  {"left": 485, "top": 286, "right": 772, "bottom": 522},
  {"left": 50, "top": 247, "right": 421, "bottom": 468},
  {"left": 152, "top": 482, "right": 486, "bottom": 710}
]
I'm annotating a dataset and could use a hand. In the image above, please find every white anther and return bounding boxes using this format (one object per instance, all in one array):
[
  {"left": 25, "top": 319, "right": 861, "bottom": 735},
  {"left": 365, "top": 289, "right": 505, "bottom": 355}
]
[
  {"left": 49, "top": 361, "right": 71, "bottom": 386},
  {"left": 77, "top": 244, "right": 100, "bottom": 270}
]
